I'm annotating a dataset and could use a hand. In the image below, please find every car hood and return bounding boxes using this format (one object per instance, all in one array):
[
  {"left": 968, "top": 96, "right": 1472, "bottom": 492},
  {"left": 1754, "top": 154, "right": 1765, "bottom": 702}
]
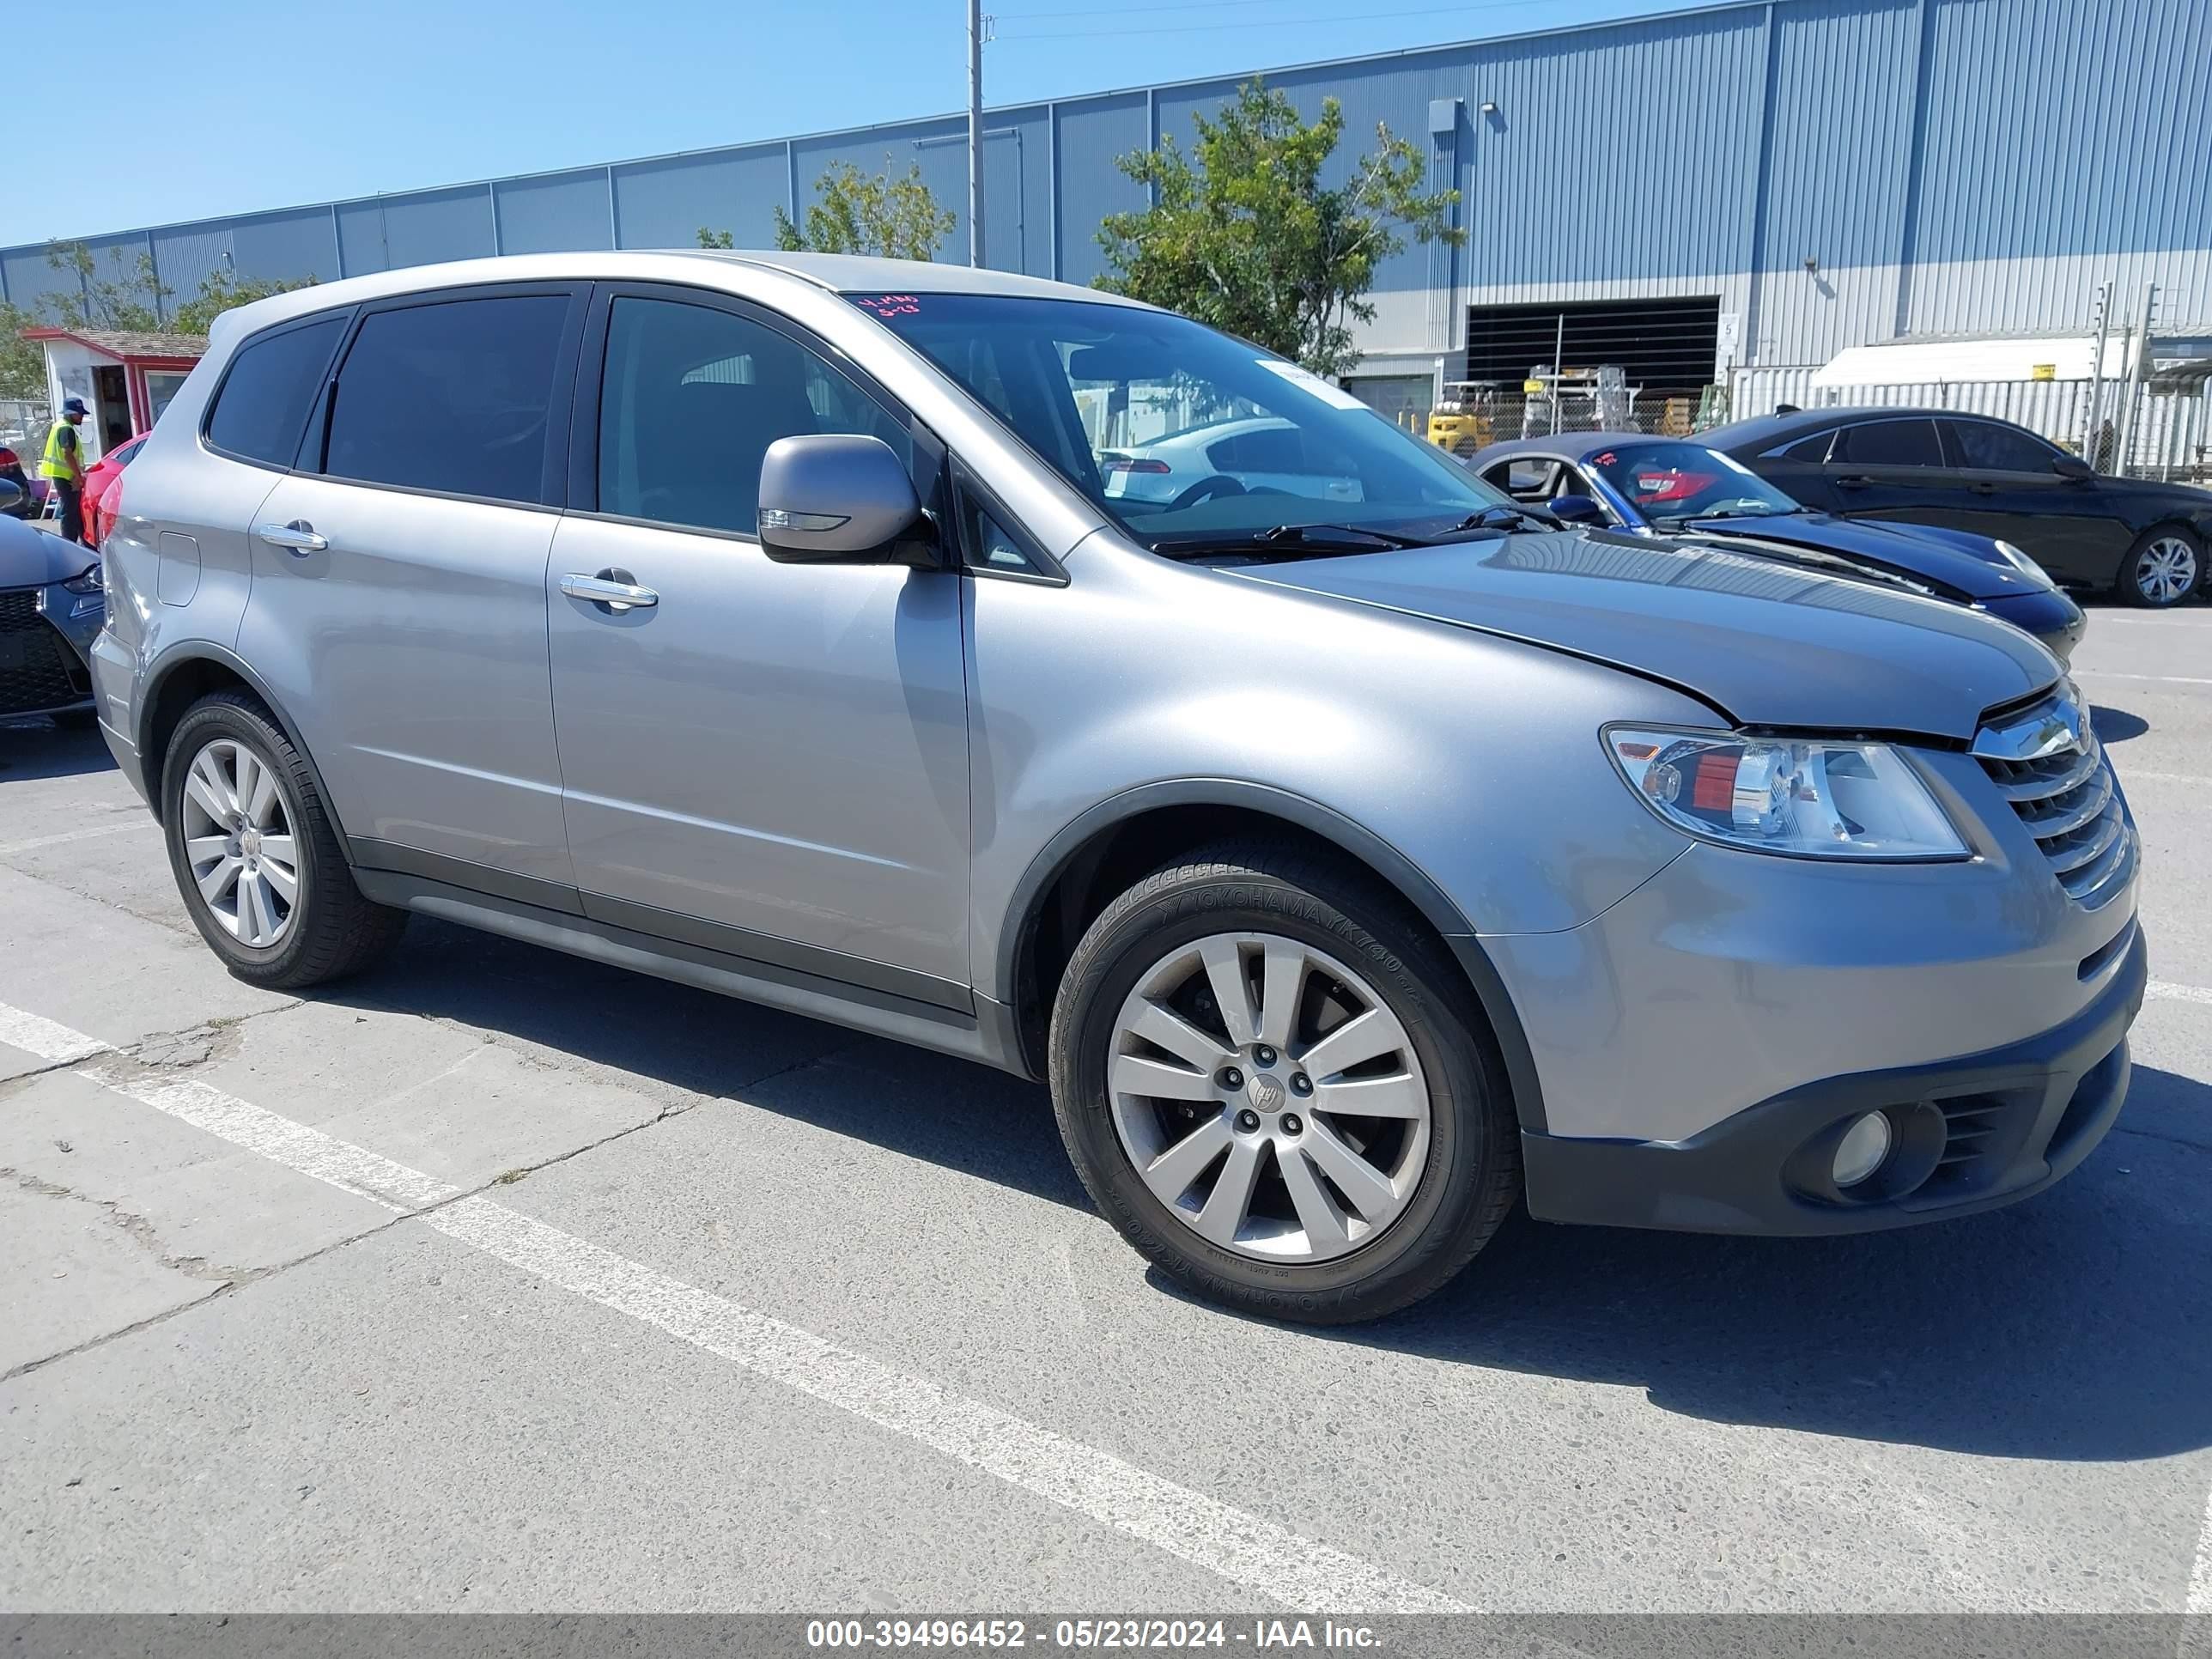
[
  {"left": 1232, "top": 530, "right": 2057, "bottom": 741},
  {"left": 1680, "top": 512, "right": 2031, "bottom": 600},
  {"left": 0, "top": 516, "right": 94, "bottom": 587}
]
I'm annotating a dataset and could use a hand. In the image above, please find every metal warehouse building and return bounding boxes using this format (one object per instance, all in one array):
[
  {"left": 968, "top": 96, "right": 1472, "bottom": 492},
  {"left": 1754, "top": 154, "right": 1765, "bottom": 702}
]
[{"left": 4, "top": 0, "right": 2205, "bottom": 430}]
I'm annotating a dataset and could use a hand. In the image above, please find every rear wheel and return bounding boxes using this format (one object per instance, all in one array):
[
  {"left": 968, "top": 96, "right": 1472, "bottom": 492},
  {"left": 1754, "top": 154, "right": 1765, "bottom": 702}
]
[
  {"left": 161, "top": 690, "right": 406, "bottom": 988},
  {"left": 1048, "top": 844, "right": 1519, "bottom": 1324},
  {"left": 2118, "top": 527, "right": 2202, "bottom": 607}
]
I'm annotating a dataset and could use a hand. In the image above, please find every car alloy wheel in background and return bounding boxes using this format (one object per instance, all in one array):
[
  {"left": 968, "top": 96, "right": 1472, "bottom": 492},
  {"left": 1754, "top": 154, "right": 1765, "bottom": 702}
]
[
  {"left": 1108, "top": 933, "right": 1432, "bottom": 1263},
  {"left": 178, "top": 736, "right": 301, "bottom": 949},
  {"left": 2125, "top": 532, "right": 2201, "bottom": 607}
]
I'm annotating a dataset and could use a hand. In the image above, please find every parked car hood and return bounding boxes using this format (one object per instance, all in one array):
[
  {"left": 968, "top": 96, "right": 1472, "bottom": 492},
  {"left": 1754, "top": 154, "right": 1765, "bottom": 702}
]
[
  {"left": 1231, "top": 530, "right": 2056, "bottom": 741},
  {"left": 1680, "top": 512, "right": 2033, "bottom": 601},
  {"left": 0, "top": 517, "right": 94, "bottom": 588}
]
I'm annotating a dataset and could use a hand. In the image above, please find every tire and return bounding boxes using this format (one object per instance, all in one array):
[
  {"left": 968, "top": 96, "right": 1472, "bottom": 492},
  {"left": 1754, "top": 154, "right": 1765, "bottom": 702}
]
[
  {"left": 2118, "top": 526, "right": 2203, "bottom": 608},
  {"left": 1048, "top": 842, "right": 1520, "bottom": 1325},
  {"left": 161, "top": 690, "right": 406, "bottom": 988}
]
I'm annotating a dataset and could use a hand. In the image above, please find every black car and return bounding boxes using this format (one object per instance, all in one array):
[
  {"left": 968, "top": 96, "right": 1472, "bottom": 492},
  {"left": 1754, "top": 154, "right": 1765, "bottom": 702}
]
[
  {"left": 1703, "top": 407, "right": 2212, "bottom": 607},
  {"left": 1468, "top": 433, "right": 2085, "bottom": 661}
]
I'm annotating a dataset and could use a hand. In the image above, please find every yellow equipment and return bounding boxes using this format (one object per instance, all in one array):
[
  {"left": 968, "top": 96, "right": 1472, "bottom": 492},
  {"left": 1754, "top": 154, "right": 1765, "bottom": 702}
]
[{"left": 1427, "top": 381, "right": 1502, "bottom": 455}]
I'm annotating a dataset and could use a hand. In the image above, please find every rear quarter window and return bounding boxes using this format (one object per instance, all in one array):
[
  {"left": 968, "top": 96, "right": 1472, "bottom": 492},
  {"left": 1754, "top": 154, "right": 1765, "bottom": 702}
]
[{"left": 204, "top": 315, "right": 348, "bottom": 467}]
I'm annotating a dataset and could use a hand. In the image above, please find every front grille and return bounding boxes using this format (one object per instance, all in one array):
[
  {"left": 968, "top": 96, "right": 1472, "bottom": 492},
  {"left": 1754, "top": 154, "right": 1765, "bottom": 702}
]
[
  {"left": 0, "top": 586, "right": 89, "bottom": 716},
  {"left": 1974, "top": 696, "right": 2136, "bottom": 909},
  {"left": 1922, "top": 1094, "right": 2028, "bottom": 1197}
]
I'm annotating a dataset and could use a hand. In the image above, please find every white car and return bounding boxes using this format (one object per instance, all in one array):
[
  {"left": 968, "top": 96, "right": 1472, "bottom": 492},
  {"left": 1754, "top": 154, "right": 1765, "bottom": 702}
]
[{"left": 1102, "top": 416, "right": 1362, "bottom": 507}]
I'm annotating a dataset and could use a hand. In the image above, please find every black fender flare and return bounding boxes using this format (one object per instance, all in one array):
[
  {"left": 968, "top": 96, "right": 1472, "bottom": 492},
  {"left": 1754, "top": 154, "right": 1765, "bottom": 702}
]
[
  {"left": 998, "top": 778, "right": 1550, "bottom": 1132},
  {"left": 137, "top": 641, "right": 354, "bottom": 866}
]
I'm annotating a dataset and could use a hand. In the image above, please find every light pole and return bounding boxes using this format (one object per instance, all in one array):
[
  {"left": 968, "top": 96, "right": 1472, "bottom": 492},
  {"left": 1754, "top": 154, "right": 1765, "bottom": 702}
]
[{"left": 968, "top": 0, "right": 988, "bottom": 267}]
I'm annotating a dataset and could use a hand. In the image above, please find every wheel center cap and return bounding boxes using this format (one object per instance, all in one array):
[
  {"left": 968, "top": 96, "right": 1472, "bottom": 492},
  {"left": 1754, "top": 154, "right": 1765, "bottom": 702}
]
[
  {"left": 1244, "top": 1073, "right": 1285, "bottom": 1113},
  {"left": 240, "top": 828, "right": 263, "bottom": 858}
]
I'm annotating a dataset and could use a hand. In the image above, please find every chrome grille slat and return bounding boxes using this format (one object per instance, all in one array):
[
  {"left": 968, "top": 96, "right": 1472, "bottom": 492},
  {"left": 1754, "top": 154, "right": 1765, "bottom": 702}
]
[
  {"left": 1973, "top": 686, "right": 2135, "bottom": 912},
  {"left": 2044, "top": 806, "right": 2124, "bottom": 875},
  {"left": 1984, "top": 746, "right": 2102, "bottom": 804},
  {"left": 2017, "top": 769, "right": 2113, "bottom": 836}
]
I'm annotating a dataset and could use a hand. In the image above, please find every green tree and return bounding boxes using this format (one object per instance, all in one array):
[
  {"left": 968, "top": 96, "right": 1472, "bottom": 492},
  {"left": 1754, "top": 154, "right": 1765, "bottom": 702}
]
[
  {"left": 43, "top": 240, "right": 166, "bottom": 332},
  {"left": 1095, "top": 80, "right": 1463, "bottom": 377},
  {"left": 767, "top": 159, "right": 957, "bottom": 260},
  {"left": 167, "top": 268, "right": 319, "bottom": 335},
  {"left": 0, "top": 301, "right": 44, "bottom": 400},
  {"left": 696, "top": 227, "right": 735, "bottom": 250}
]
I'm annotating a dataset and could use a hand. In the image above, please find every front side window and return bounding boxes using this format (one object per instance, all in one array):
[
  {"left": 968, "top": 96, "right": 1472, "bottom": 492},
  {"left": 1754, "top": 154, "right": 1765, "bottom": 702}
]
[
  {"left": 325, "top": 295, "right": 569, "bottom": 502},
  {"left": 846, "top": 293, "right": 1509, "bottom": 550},
  {"left": 1947, "top": 420, "right": 2058, "bottom": 473},
  {"left": 205, "top": 314, "right": 346, "bottom": 468},
  {"left": 1581, "top": 441, "right": 1801, "bottom": 525},
  {"left": 1834, "top": 419, "right": 1943, "bottom": 468},
  {"left": 597, "top": 296, "right": 911, "bottom": 537}
]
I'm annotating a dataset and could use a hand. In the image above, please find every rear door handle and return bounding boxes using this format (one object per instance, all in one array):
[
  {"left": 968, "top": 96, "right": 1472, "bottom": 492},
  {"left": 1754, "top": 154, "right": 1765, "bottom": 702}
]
[
  {"left": 560, "top": 571, "right": 659, "bottom": 612},
  {"left": 255, "top": 520, "right": 327, "bottom": 553}
]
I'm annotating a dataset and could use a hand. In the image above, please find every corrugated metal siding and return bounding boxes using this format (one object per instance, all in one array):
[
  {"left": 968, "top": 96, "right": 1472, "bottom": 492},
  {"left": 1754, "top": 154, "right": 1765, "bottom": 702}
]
[
  {"left": 1908, "top": 0, "right": 2212, "bottom": 334},
  {"left": 1052, "top": 94, "right": 1150, "bottom": 286},
  {"left": 0, "top": 0, "right": 2202, "bottom": 364},
  {"left": 616, "top": 147, "right": 788, "bottom": 250},
  {"left": 495, "top": 169, "right": 613, "bottom": 256},
  {"left": 1748, "top": 0, "right": 1921, "bottom": 364}
]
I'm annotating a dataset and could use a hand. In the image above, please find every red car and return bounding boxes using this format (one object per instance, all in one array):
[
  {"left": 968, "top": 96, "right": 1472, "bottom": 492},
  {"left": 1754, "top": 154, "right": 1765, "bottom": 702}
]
[{"left": 82, "top": 431, "right": 149, "bottom": 548}]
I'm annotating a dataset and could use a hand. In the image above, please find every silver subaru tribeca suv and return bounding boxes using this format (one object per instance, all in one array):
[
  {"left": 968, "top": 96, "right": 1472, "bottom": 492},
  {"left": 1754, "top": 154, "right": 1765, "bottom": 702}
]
[{"left": 90, "top": 252, "right": 2144, "bottom": 1323}]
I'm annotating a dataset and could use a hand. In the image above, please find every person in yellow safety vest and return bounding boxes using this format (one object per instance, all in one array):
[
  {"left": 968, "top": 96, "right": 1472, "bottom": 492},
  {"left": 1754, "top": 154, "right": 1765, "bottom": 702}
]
[{"left": 42, "top": 397, "right": 91, "bottom": 547}]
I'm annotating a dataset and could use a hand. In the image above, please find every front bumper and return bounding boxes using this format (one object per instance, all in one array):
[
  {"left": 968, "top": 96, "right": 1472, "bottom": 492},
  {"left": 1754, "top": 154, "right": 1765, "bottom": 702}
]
[
  {"left": 1983, "top": 587, "right": 2086, "bottom": 664},
  {"left": 1520, "top": 923, "right": 2143, "bottom": 1234},
  {"left": 0, "top": 580, "right": 100, "bottom": 717}
]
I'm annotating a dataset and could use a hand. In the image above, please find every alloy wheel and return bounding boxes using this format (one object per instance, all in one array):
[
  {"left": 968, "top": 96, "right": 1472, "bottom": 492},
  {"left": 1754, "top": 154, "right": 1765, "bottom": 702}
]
[
  {"left": 2134, "top": 536, "right": 2199, "bottom": 605},
  {"left": 1107, "top": 933, "right": 1432, "bottom": 1263},
  {"left": 179, "top": 738, "right": 300, "bottom": 949}
]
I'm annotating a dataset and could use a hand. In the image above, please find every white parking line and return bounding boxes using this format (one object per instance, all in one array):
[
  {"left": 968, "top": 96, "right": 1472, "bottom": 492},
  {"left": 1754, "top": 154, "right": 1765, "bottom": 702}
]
[
  {"left": 0, "top": 817, "right": 158, "bottom": 859},
  {"left": 0, "top": 1004, "right": 115, "bottom": 1064},
  {"left": 2185, "top": 1483, "right": 2212, "bottom": 1659},
  {"left": 2150, "top": 981, "right": 2212, "bottom": 1008},
  {"left": 3, "top": 1000, "right": 1467, "bottom": 1616},
  {"left": 2075, "top": 671, "right": 2212, "bottom": 688}
]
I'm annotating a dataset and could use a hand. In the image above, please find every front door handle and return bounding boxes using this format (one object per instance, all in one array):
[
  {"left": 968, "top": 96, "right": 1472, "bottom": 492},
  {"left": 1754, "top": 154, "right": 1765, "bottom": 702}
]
[
  {"left": 560, "top": 570, "right": 659, "bottom": 612},
  {"left": 255, "top": 520, "right": 327, "bottom": 553},
  {"left": 1832, "top": 474, "right": 1873, "bottom": 489}
]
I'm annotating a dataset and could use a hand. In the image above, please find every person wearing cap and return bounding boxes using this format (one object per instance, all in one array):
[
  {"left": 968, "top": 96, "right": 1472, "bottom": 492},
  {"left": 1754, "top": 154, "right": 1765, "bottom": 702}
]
[{"left": 42, "top": 398, "right": 92, "bottom": 545}]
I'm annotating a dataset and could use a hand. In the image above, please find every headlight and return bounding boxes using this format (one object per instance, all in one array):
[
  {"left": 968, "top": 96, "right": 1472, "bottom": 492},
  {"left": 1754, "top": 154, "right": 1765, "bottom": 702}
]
[
  {"left": 1606, "top": 728, "right": 1967, "bottom": 860},
  {"left": 1992, "top": 539, "right": 2055, "bottom": 590},
  {"left": 61, "top": 561, "right": 105, "bottom": 617}
]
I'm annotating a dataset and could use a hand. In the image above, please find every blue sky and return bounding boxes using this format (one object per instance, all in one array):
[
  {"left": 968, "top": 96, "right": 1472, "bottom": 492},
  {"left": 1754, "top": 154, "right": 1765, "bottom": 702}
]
[{"left": 10, "top": 0, "right": 1711, "bottom": 247}]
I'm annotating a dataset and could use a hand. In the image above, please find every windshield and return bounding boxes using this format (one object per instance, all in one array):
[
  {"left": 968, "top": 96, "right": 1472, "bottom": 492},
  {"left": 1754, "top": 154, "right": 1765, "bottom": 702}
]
[
  {"left": 1583, "top": 441, "right": 1800, "bottom": 524},
  {"left": 846, "top": 292, "right": 1511, "bottom": 546}
]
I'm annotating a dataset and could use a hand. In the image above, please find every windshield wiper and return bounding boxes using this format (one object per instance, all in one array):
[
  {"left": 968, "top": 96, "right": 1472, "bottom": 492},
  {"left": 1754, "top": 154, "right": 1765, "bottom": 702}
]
[
  {"left": 1148, "top": 522, "right": 1431, "bottom": 560},
  {"left": 1685, "top": 507, "right": 1805, "bottom": 522},
  {"left": 1441, "top": 503, "right": 1559, "bottom": 536}
]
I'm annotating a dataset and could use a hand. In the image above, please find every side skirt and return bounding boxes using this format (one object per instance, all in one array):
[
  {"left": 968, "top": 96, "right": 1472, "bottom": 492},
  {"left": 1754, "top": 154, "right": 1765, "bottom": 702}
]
[{"left": 352, "top": 868, "right": 1036, "bottom": 1079}]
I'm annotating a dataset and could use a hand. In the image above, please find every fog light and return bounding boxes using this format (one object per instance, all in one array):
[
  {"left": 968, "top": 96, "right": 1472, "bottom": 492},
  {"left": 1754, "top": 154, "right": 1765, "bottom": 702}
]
[{"left": 1832, "top": 1111, "right": 1893, "bottom": 1188}]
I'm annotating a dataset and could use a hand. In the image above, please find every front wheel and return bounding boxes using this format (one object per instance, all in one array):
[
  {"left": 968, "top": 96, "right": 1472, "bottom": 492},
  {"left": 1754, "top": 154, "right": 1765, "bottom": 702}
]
[
  {"left": 1048, "top": 845, "right": 1520, "bottom": 1324},
  {"left": 2118, "top": 527, "right": 2202, "bottom": 607}
]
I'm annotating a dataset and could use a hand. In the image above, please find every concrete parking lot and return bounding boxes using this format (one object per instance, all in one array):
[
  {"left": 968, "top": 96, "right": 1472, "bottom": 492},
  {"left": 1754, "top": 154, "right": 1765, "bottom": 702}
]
[{"left": 2, "top": 605, "right": 2208, "bottom": 1616}]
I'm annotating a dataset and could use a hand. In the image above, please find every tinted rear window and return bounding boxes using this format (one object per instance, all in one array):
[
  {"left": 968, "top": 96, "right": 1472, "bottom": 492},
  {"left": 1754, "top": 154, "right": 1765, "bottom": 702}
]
[
  {"left": 205, "top": 316, "right": 346, "bottom": 467},
  {"left": 1836, "top": 419, "right": 1943, "bottom": 467},
  {"left": 325, "top": 296, "right": 568, "bottom": 502}
]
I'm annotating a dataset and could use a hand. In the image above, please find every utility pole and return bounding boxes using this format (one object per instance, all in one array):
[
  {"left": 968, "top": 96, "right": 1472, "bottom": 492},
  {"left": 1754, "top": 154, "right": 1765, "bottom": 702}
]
[{"left": 968, "top": 0, "right": 988, "bottom": 268}]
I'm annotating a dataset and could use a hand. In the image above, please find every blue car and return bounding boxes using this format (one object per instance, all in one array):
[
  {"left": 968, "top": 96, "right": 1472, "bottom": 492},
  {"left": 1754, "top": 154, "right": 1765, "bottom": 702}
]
[
  {"left": 1470, "top": 433, "right": 2085, "bottom": 662},
  {"left": 0, "top": 478, "right": 105, "bottom": 726}
]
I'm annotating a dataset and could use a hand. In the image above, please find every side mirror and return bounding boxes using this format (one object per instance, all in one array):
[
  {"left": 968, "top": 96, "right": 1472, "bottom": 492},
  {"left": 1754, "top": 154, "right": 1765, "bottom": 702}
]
[
  {"left": 758, "top": 434, "right": 938, "bottom": 568},
  {"left": 1547, "top": 492, "right": 1606, "bottom": 526},
  {"left": 2052, "top": 454, "right": 2094, "bottom": 481},
  {"left": 0, "top": 477, "right": 19, "bottom": 514}
]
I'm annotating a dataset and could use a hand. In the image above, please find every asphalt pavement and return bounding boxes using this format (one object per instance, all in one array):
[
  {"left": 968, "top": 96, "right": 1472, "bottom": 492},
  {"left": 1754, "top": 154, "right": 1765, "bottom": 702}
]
[{"left": 2, "top": 602, "right": 2208, "bottom": 1617}]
